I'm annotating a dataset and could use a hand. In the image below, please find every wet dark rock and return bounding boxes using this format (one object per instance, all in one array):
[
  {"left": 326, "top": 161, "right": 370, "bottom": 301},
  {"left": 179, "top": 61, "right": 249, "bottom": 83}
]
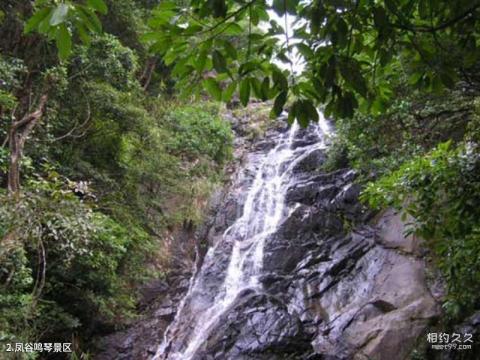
[
  {"left": 193, "top": 293, "right": 314, "bottom": 360},
  {"left": 254, "top": 140, "right": 277, "bottom": 151},
  {"left": 291, "top": 149, "right": 326, "bottom": 174},
  {"left": 286, "top": 183, "right": 338, "bottom": 206}
]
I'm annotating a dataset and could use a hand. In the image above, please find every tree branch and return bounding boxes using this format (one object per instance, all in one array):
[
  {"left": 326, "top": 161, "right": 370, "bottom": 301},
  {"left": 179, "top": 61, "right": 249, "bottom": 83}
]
[
  {"left": 389, "top": 3, "right": 480, "bottom": 33},
  {"left": 11, "top": 94, "right": 48, "bottom": 131}
]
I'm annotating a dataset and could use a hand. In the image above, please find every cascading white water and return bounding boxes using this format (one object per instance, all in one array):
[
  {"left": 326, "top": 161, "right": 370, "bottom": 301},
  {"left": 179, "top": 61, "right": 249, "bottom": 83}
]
[{"left": 153, "top": 114, "right": 330, "bottom": 360}]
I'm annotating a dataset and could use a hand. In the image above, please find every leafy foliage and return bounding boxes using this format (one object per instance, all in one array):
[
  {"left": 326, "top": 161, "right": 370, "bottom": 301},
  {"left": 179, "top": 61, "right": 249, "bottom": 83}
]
[
  {"left": 165, "top": 104, "right": 233, "bottom": 165},
  {"left": 141, "top": 0, "right": 480, "bottom": 124},
  {"left": 1, "top": 0, "right": 234, "bottom": 356},
  {"left": 324, "top": 83, "right": 474, "bottom": 177},
  {"left": 0, "top": 173, "right": 150, "bottom": 344},
  {"left": 362, "top": 141, "right": 480, "bottom": 319},
  {"left": 25, "top": 0, "right": 107, "bottom": 59}
]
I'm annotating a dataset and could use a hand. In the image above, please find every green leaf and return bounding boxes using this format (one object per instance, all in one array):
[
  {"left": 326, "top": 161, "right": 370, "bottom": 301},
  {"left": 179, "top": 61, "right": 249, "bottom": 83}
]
[
  {"left": 56, "top": 24, "right": 72, "bottom": 60},
  {"left": 337, "top": 91, "right": 357, "bottom": 118},
  {"left": 212, "top": 50, "right": 228, "bottom": 73},
  {"left": 370, "top": 96, "right": 386, "bottom": 115},
  {"left": 50, "top": 3, "right": 69, "bottom": 26},
  {"left": 77, "top": 6, "right": 102, "bottom": 33},
  {"left": 303, "top": 99, "right": 319, "bottom": 122},
  {"left": 76, "top": 22, "right": 91, "bottom": 45},
  {"left": 223, "top": 81, "right": 237, "bottom": 102},
  {"left": 261, "top": 77, "right": 271, "bottom": 100},
  {"left": 285, "top": 0, "right": 298, "bottom": 15},
  {"left": 272, "top": 69, "right": 288, "bottom": 91},
  {"left": 339, "top": 59, "right": 367, "bottom": 97},
  {"left": 239, "top": 78, "right": 251, "bottom": 106},
  {"left": 38, "top": 14, "right": 52, "bottom": 33},
  {"left": 223, "top": 23, "right": 243, "bottom": 35},
  {"left": 296, "top": 101, "right": 309, "bottom": 128},
  {"left": 296, "top": 43, "right": 314, "bottom": 59},
  {"left": 239, "top": 61, "right": 259, "bottom": 76},
  {"left": 195, "top": 50, "right": 208, "bottom": 73},
  {"left": 222, "top": 41, "right": 238, "bottom": 60},
  {"left": 87, "top": 0, "right": 108, "bottom": 14},
  {"left": 141, "top": 32, "right": 161, "bottom": 43},
  {"left": 157, "top": 1, "right": 177, "bottom": 11},
  {"left": 271, "top": 91, "right": 287, "bottom": 117},
  {"left": 272, "top": 0, "right": 286, "bottom": 16},
  {"left": 408, "top": 71, "right": 423, "bottom": 86},
  {"left": 287, "top": 101, "right": 297, "bottom": 124},
  {"left": 250, "top": 77, "right": 263, "bottom": 99},
  {"left": 163, "top": 48, "right": 178, "bottom": 66},
  {"left": 149, "top": 9, "right": 176, "bottom": 27},
  {"left": 203, "top": 78, "right": 222, "bottom": 101},
  {"left": 24, "top": 8, "right": 51, "bottom": 34}
]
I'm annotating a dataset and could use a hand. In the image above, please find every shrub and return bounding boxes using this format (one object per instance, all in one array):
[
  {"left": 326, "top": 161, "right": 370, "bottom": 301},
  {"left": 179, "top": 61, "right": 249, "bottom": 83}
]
[
  {"left": 0, "top": 173, "right": 154, "bottom": 344},
  {"left": 165, "top": 103, "right": 233, "bottom": 165}
]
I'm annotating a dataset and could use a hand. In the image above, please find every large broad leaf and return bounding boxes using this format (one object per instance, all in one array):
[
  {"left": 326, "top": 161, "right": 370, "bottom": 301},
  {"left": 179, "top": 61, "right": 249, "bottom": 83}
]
[
  {"left": 271, "top": 91, "right": 288, "bottom": 117},
  {"left": 222, "top": 41, "right": 238, "bottom": 60},
  {"left": 303, "top": 99, "right": 319, "bottom": 122},
  {"left": 272, "top": 0, "right": 297, "bottom": 16},
  {"left": 296, "top": 100, "right": 309, "bottom": 128},
  {"left": 77, "top": 6, "right": 102, "bottom": 33},
  {"left": 223, "top": 81, "right": 237, "bottom": 102},
  {"left": 261, "top": 77, "right": 271, "bottom": 100},
  {"left": 50, "top": 3, "right": 69, "bottom": 26},
  {"left": 287, "top": 101, "right": 297, "bottom": 124},
  {"left": 24, "top": 8, "right": 51, "bottom": 34},
  {"left": 272, "top": 69, "right": 288, "bottom": 91},
  {"left": 272, "top": 0, "right": 286, "bottom": 16},
  {"left": 239, "top": 78, "right": 251, "bottom": 106},
  {"left": 195, "top": 50, "right": 208, "bottom": 73},
  {"left": 76, "top": 22, "right": 91, "bottom": 45},
  {"left": 203, "top": 78, "right": 222, "bottom": 101},
  {"left": 296, "top": 43, "right": 314, "bottom": 59},
  {"left": 223, "top": 23, "right": 243, "bottom": 35},
  {"left": 56, "top": 24, "right": 72, "bottom": 60},
  {"left": 212, "top": 50, "right": 228, "bottom": 73},
  {"left": 87, "top": 0, "right": 108, "bottom": 15},
  {"left": 250, "top": 78, "right": 263, "bottom": 99},
  {"left": 339, "top": 59, "right": 368, "bottom": 97}
]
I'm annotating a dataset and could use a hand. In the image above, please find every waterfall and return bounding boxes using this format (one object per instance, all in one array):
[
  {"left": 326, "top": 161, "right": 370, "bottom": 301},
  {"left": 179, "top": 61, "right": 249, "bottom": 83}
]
[{"left": 153, "top": 115, "right": 330, "bottom": 360}]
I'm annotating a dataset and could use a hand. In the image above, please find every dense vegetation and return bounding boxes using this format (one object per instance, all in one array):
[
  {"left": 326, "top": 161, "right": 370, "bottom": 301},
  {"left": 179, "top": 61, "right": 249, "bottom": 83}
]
[
  {"left": 0, "top": 0, "right": 232, "bottom": 356},
  {"left": 328, "top": 82, "right": 480, "bottom": 322},
  {"left": 1, "top": 0, "right": 480, "bottom": 357}
]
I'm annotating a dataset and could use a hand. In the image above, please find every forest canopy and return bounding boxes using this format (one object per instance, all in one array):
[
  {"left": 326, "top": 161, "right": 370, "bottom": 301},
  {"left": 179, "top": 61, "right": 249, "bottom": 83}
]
[{"left": 27, "top": 0, "right": 480, "bottom": 123}]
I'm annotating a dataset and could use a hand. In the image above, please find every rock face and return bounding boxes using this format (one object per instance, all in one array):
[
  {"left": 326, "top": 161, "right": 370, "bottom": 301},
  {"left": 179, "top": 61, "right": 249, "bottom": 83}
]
[
  {"left": 95, "top": 274, "right": 190, "bottom": 359},
  {"left": 183, "top": 177, "right": 440, "bottom": 360},
  {"left": 97, "top": 115, "right": 441, "bottom": 360}
]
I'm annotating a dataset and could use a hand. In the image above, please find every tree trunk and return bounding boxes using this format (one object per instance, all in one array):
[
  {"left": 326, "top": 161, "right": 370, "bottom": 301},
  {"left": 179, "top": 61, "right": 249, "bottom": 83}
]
[
  {"left": 140, "top": 57, "right": 157, "bottom": 91},
  {"left": 7, "top": 93, "right": 48, "bottom": 195}
]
